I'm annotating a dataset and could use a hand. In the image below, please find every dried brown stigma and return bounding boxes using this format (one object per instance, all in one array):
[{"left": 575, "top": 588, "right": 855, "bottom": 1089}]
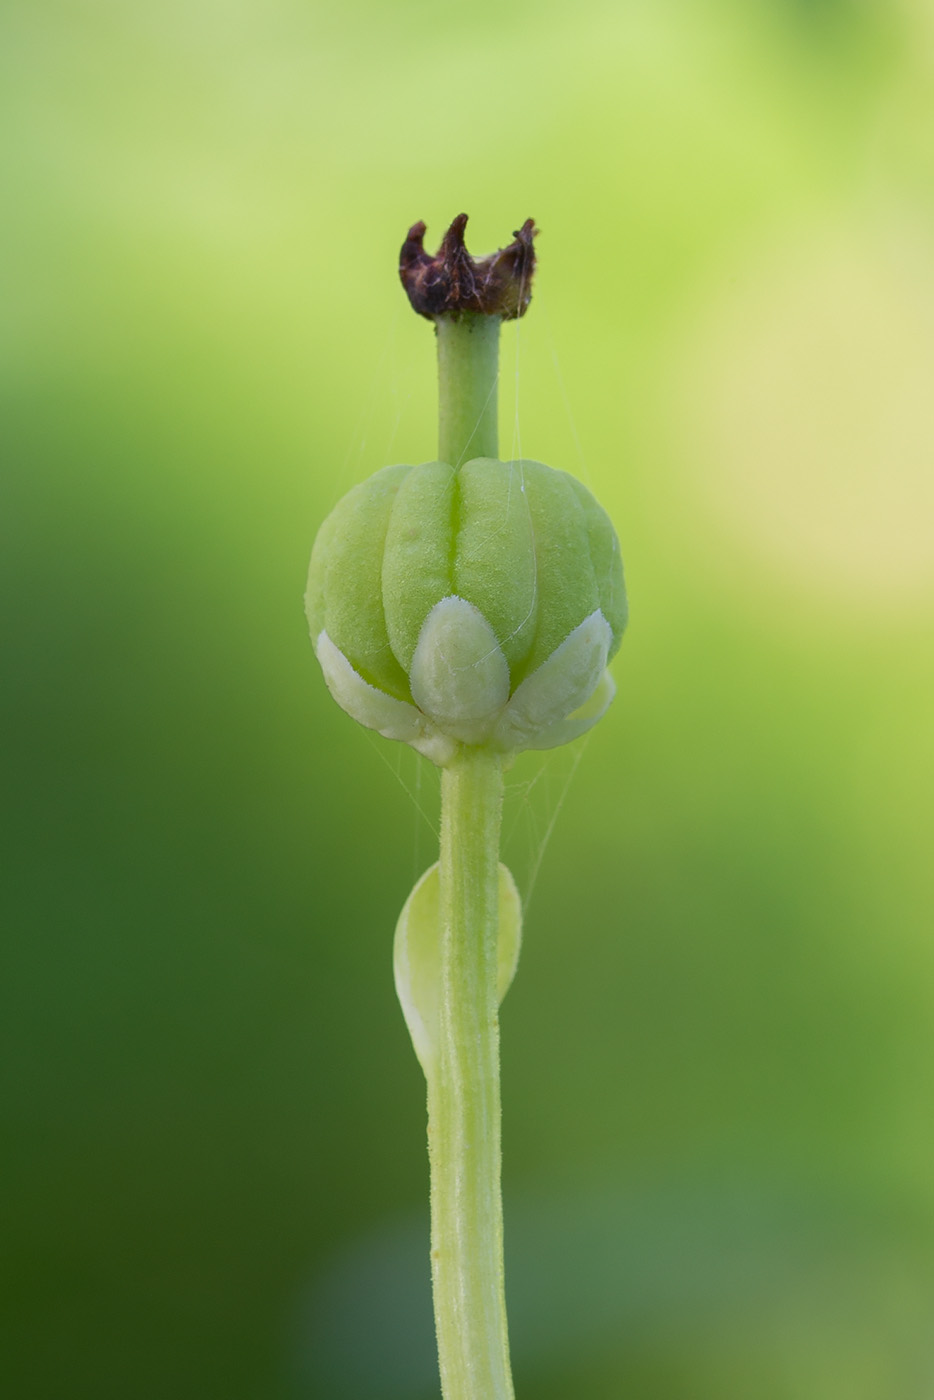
[{"left": 400, "top": 214, "right": 537, "bottom": 321}]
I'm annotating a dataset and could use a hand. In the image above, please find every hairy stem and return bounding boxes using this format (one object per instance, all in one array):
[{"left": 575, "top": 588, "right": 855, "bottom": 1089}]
[
  {"left": 429, "top": 746, "right": 514, "bottom": 1400},
  {"left": 436, "top": 313, "right": 500, "bottom": 466}
]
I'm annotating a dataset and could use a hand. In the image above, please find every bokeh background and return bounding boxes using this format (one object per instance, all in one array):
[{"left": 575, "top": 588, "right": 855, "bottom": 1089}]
[{"left": 3, "top": 0, "right": 934, "bottom": 1395}]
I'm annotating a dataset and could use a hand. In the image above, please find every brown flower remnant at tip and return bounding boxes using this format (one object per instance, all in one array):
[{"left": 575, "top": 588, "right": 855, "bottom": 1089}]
[{"left": 400, "top": 214, "right": 537, "bottom": 322}]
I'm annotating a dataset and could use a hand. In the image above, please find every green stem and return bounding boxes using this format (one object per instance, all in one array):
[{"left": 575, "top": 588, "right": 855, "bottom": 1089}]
[
  {"left": 436, "top": 313, "right": 501, "bottom": 466},
  {"left": 429, "top": 746, "right": 514, "bottom": 1400}
]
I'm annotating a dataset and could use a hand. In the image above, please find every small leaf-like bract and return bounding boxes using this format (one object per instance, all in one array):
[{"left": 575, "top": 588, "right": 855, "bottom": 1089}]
[{"left": 394, "top": 861, "right": 523, "bottom": 1076}]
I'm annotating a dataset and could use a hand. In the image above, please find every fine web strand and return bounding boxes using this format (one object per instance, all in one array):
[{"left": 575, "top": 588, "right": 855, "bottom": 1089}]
[
  {"left": 536, "top": 283, "right": 594, "bottom": 490},
  {"left": 361, "top": 729, "right": 439, "bottom": 844},
  {"left": 411, "top": 748, "right": 436, "bottom": 884},
  {"left": 502, "top": 758, "right": 550, "bottom": 850},
  {"left": 510, "top": 320, "right": 523, "bottom": 463},
  {"left": 522, "top": 741, "right": 588, "bottom": 911},
  {"left": 329, "top": 304, "right": 404, "bottom": 508},
  {"left": 501, "top": 740, "right": 589, "bottom": 913},
  {"left": 508, "top": 288, "right": 525, "bottom": 466},
  {"left": 454, "top": 369, "right": 500, "bottom": 469},
  {"left": 383, "top": 390, "right": 407, "bottom": 466}
]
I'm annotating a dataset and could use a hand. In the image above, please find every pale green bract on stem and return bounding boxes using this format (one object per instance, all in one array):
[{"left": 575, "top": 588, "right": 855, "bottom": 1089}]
[
  {"left": 305, "top": 455, "right": 627, "bottom": 768},
  {"left": 394, "top": 860, "right": 522, "bottom": 1076}
]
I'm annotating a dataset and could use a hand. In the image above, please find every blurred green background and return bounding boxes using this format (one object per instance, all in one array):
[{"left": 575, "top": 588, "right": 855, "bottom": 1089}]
[{"left": 3, "top": 0, "right": 934, "bottom": 1396}]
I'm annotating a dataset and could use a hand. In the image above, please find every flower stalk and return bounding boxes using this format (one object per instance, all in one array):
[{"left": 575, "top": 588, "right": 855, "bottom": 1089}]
[
  {"left": 416, "top": 227, "right": 518, "bottom": 1395},
  {"left": 307, "top": 213, "right": 627, "bottom": 1400},
  {"left": 430, "top": 746, "right": 512, "bottom": 1400}
]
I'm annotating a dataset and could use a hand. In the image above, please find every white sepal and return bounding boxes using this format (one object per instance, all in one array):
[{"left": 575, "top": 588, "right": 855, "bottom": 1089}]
[
  {"left": 493, "top": 609, "right": 612, "bottom": 752},
  {"left": 315, "top": 630, "right": 457, "bottom": 766},
  {"left": 409, "top": 596, "right": 510, "bottom": 746},
  {"left": 520, "top": 668, "right": 616, "bottom": 750}
]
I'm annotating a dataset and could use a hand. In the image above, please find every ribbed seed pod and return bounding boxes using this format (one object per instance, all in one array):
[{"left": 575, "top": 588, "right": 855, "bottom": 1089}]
[{"left": 306, "top": 456, "right": 627, "bottom": 767}]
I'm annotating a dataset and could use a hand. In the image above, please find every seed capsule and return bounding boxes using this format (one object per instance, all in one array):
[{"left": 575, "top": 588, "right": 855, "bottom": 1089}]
[{"left": 306, "top": 456, "right": 627, "bottom": 766}]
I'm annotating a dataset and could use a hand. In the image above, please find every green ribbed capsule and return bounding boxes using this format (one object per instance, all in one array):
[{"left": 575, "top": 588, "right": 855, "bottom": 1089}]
[{"left": 305, "top": 457, "right": 627, "bottom": 767}]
